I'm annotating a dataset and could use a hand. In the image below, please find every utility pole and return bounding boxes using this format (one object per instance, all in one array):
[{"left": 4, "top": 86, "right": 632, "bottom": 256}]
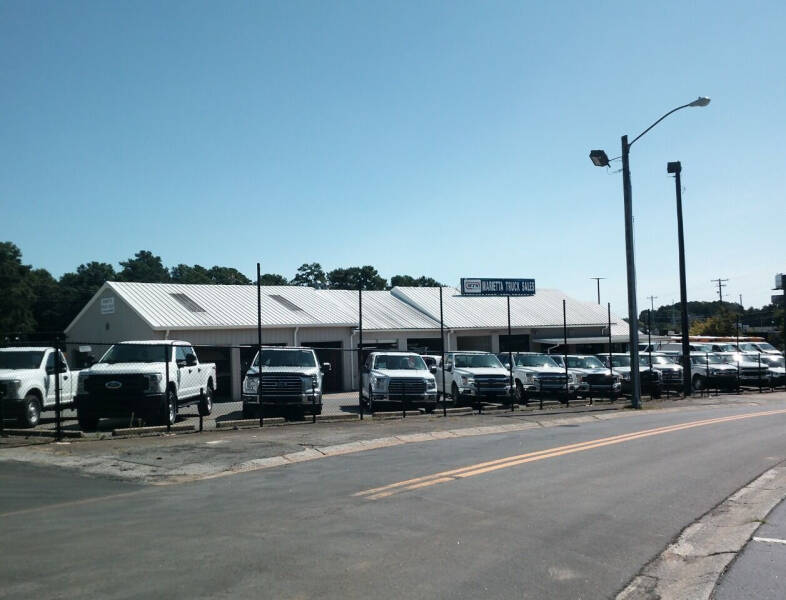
[
  {"left": 590, "top": 277, "right": 605, "bottom": 304},
  {"left": 711, "top": 278, "right": 729, "bottom": 305},
  {"left": 647, "top": 296, "right": 658, "bottom": 334}
]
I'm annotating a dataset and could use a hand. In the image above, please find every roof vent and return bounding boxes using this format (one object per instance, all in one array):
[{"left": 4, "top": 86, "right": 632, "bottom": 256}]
[
  {"left": 170, "top": 293, "right": 206, "bottom": 313},
  {"left": 269, "top": 294, "right": 307, "bottom": 313}
]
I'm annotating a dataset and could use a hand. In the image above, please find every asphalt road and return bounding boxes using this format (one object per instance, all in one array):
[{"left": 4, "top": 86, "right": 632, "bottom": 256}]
[{"left": 3, "top": 400, "right": 786, "bottom": 599}]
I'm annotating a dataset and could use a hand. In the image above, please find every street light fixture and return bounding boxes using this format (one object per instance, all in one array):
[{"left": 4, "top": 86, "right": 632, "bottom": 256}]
[{"left": 590, "top": 97, "right": 710, "bottom": 409}]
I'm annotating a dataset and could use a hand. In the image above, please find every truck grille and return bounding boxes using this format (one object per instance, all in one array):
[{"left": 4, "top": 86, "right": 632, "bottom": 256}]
[
  {"left": 388, "top": 377, "right": 427, "bottom": 396},
  {"left": 475, "top": 375, "right": 509, "bottom": 391},
  {"left": 85, "top": 374, "right": 148, "bottom": 395},
  {"left": 259, "top": 373, "right": 304, "bottom": 396},
  {"left": 586, "top": 374, "right": 616, "bottom": 386},
  {"left": 539, "top": 374, "right": 567, "bottom": 387},
  {"left": 741, "top": 367, "right": 766, "bottom": 378}
]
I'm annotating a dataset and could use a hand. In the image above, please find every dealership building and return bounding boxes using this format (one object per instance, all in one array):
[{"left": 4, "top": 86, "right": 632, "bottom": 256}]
[{"left": 65, "top": 282, "right": 630, "bottom": 399}]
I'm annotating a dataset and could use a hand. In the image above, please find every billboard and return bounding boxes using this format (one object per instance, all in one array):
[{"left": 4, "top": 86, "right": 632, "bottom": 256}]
[{"left": 460, "top": 278, "right": 536, "bottom": 296}]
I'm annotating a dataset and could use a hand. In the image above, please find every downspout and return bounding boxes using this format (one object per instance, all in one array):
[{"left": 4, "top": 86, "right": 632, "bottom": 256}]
[
  {"left": 350, "top": 330, "right": 357, "bottom": 389},
  {"left": 164, "top": 329, "right": 170, "bottom": 341},
  {"left": 293, "top": 327, "right": 299, "bottom": 347}
]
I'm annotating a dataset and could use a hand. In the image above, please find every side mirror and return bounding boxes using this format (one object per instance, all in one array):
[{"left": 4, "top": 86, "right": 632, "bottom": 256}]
[
  {"left": 176, "top": 359, "right": 186, "bottom": 368},
  {"left": 445, "top": 364, "right": 453, "bottom": 372},
  {"left": 322, "top": 362, "right": 332, "bottom": 372},
  {"left": 86, "top": 355, "right": 95, "bottom": 367},
  {"left": 186, "top": 354, "right": 198, "bottom": 367},
  {"left": 46, "top": 366, "right": 55, "bottom": 375},
  {"left": 429, "top": 366, "right": 437, "bottom": 374}
]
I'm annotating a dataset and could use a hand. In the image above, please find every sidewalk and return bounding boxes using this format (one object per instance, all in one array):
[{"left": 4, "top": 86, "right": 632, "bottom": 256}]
[{"left": 714, "top": 496, "right": 786, "bottom": 599}]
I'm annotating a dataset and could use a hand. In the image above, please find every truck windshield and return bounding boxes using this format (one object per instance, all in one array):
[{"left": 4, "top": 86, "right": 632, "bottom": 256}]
[
  {"left": 566, "top": 356, "right": 604, "bottom": 369},
  {"left": 690, "top": 355, "right": 725, "bottom": 365},
  {"left": 515, "top": 354, "right": 558, "bottom": 368},
  {"left": 0, "top": 351, "right": 45, "bottom": 369},
  {"left": 454, "top": 354, "right": 503, "bottom": 368},
  {"left": 610, "top": 356, "right": 631, "bottom": 367},
  {"left": 100, "top": 344, "right": 168, "bottom": 363},
  {"left": 641, "top": 355, "right": 675, "bottom": 365},
  {"left": 254, "top": 349, "right": 316, "bottom": 368},
  {"left": 374, "top": 355, "right": 427, "bottom": 370},
  {"left": 760, "top": 355, "right": 785, "bottom": 367}
]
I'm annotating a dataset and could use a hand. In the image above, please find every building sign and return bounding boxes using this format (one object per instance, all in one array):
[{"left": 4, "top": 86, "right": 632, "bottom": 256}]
[
  {"left": 460, "top": 278, "right": 536, "bottom": 296},
  {"left": 100, "top": 296, "right": 116, "bottom": 315}
]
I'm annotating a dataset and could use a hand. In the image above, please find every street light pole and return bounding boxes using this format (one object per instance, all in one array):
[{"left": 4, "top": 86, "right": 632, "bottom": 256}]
[
  {"left": 668, "top": 160, "right": 692, "bottom": 396},
  {"left": 591, "top": 277, "right": 605, "bottom": 304},
  {"left": 621, "top": 135, "right": 642, "bottom": 409},
  {"left": 590, "top": 96, "right": 710, "bottom": 410}
]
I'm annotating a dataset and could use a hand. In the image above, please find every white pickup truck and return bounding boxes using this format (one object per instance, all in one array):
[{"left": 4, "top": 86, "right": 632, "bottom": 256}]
[
  {"left": 76, "top": 340, "right": 216, "bottom": 430},
  {"left": 242, "top": 347, "right": 329, "bottom": 418},
  {"left": 361, "top": 351, "right": 437, "bottom": 412},
  {"left": 497, "top": 352, "right": 580, "bottom": 401},
  {"left": 0, "top": 347, "right": 78, "bottom": 428},
  {"left": 434, "top": 351, "right": 511, "bottom": 405}
]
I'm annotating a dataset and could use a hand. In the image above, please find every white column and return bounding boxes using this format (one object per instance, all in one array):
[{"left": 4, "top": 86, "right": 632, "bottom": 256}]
[{"left": 491, "top": 334, "right": 500, "bottom": 353}]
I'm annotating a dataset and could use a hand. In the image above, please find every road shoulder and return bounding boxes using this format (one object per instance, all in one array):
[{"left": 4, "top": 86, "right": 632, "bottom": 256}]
[{"left": 617, "top": 463, "right": 786, "bottom": 600}]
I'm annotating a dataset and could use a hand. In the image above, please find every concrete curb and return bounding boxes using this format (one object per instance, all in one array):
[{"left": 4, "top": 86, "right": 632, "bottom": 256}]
[
  {"left": 215, "top": 418, "right": 285, "bottom": 429},
  {"left": 372, "top": 410, "right": 425, "bottom": 420},
  {"left": 314, "top": 414, "right": 359, "bottom": 423},
  {"left": 1, "top": 428, "right": 84, "bottom": 439},
  {"left": 616, "top": 464, "right": 786, "bottom": 600},
  {"left": 112, "top": 424, "right": 196, "bottom": 436}
]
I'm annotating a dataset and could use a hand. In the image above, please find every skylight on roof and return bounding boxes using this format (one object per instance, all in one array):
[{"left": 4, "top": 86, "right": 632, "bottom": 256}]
[
  {"left": 269, "top": 294, "right": 307, "bottom": 313},
  {"left": 170, "top": 293, "right": 206, "bottom": 313}
]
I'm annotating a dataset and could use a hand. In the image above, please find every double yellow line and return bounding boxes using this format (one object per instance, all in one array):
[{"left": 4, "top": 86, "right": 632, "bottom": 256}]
[{"left": 354, "top": 408, "right": 786, "bottom": 500}]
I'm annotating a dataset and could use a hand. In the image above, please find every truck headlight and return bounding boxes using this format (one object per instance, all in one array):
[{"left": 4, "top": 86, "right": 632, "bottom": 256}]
[
  {"left": 243, "top": 376, "right": 259, "bottom": 394},
  {"left": 621, "top": 373, "right": 631, "bottom": 381},
  {"left": 371, "top": 376, "right": 387, "bottom": 390},
  {"left": 146, "top": 373, "right": 163, "bottom": 392},
  {"left": 426, "top": 378, "right": 436, "bottom": 390},
  {"left": 460, "top": 376, "right": 475, "bottom": 386},
  {"left": 302, "top": 375, "right": 318, "bottom": 389}
]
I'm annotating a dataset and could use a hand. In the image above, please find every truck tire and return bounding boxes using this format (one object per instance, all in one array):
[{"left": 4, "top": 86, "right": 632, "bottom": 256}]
[
  {"left": 515, "top": 381, "right": 526, "bottom": 403},
  {"left": 367, "top": 385, "right": 375, "bottom": 413},
  {"left": 198, "top": 383, "right": 213, "bottom": 416},
  {"left": 451, "top": 383, "right": 462, "bottom": 405},
  {"left": 77, "top": 412, "right": 98, "bottom": 432},
  {"left": 161, "top": 388, "right": 177, "bottom": 426},
  {"left": 692, "top": 375, "right": 706, "bottom": 391},
  {"left": 18, "top": 393, "right": 41, "bottom": 428},
  {"left": 242, "top": 402, "right": 255, "bottom": 419}
]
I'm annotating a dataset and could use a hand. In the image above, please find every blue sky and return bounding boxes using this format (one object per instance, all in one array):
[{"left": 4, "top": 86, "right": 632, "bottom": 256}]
[{"left": 2, "top": 1, "right": 784, "bottom": 314}]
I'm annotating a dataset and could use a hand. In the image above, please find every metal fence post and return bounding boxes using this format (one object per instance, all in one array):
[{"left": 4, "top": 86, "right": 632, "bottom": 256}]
[
  {"left": 704, "top": 353, "right": 710, "bottom": 398},
  {"left": 165, "top": 343, "right": 171, "bottom": 433},
  {"left": 199, "top": 390, "right": 204, "bottom": 432},
  {"left": 439, "top": 287, "right": 447, "bottom": 417},
  {"left": 358, "top": 284, "right": 364, "bottom": 420},
  {"left": 758, "top": 353, "right": 763, "bottom": 393},
  {"left": 507, "top": 295, "right": 514, "bottom": 411},
  {"left": 257, "top": 264, "right": 264, "bottom": 428},
  {"left": 312, "top": 377, "right": 317, "bottom": 424},
  {"left": 53, "top": 338, "right": 63, "bottom": 440},
  {"left": 563, "top": 300, "right": 569, "bottom": 408}
]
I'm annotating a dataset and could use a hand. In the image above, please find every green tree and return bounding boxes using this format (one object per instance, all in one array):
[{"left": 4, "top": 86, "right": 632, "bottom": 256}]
[
  {"left": 390, "top": 275, "right": 442, "bottom": 288},
  {"left": 118, "top": 250, "right": 170, "bottom": 283},
  {"left": 327, "top": 266, "right": 387, "bottom": 290},
  {"left": 258, "top": 273, "right": 289, "bottom": 285},
  {"left": 59, "top": 261, "right": 117, "bottom": 329},
  {"left": 170, "top": 264, "right": 212, "bottom": 284},
  {"left": 0, "top": 242, "right": 35, "bottom": 333},
  {"left": 291, "top": 263, "right": 327, "bottom": 288},
  {"left": 689, "top": 309, "right": 738, "bottom": 336},
  {"left": 206, "top": 266, "right": 251, "bottom": 285},
  {"left": 28, "top": 268, "right": 63, "bottom": 332}
]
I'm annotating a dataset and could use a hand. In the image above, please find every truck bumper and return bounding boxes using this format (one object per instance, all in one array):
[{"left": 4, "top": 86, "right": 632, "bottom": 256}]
[
  {"left": 371, "top": 392, "right": 437, "bottom": 406},
  {"left": 242, "top": 392, "right": 322, "bottom": 409},
  {"left": 76, "top": 393, "right": 165, "bottom": 419}
]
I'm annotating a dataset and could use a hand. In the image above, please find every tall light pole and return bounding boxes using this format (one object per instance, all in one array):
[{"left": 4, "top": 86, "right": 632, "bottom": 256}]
[
  {"left": 668, "top": 160, "right": 692, "bottom": 396},
  {"left": 590, "top": 96, "right": 710, "bottom": 409},
  {"left": 590, "top": 277, "right": 605, "bottom": 304}
]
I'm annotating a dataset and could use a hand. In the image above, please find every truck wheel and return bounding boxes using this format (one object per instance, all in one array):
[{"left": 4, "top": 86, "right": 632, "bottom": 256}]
[
  {"left": 242, "top": 402, "right": 255, "bottom": 419},
  {"left": 367, "top": 386, "right": 375, "bottom": 413},
  {"left": 198, "top": 384, "right": 213, "bottom": 416},
  {"left": 161, "top": 388, "right": 177, "bottom": 426},
  {"left": 451, "top": 383, "right": 462, "bottom": 405},
  {"left": 18, "top": 393, "right": 41, "bottom": 428},
  {"left": 515, "top": 381, "right": 526, "bottom": 403},
  {"left": 77, "top": 412, "right": 98, "bottom": 432},
  {"left": 692, "top": 375, "right": 705, "bottom": 391}
]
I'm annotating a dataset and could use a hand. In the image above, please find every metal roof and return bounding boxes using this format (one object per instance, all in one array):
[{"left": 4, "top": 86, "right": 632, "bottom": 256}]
[
  {"left": 317, "top": 289, "right": 441, "bottom": 331},
  {"left": 86, "top": 282, "right": 359, "bottom": 330},
  {"left": 533, "top": 335, "right": 631, "bottom": 345},
  {"left": 391, "top": 286, "right": 627, "bottom": 330}
]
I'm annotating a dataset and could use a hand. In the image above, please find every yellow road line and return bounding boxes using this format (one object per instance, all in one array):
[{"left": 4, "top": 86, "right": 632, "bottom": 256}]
[{"left": 358, "top": 408, "right": 786, "bottom": 500}]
